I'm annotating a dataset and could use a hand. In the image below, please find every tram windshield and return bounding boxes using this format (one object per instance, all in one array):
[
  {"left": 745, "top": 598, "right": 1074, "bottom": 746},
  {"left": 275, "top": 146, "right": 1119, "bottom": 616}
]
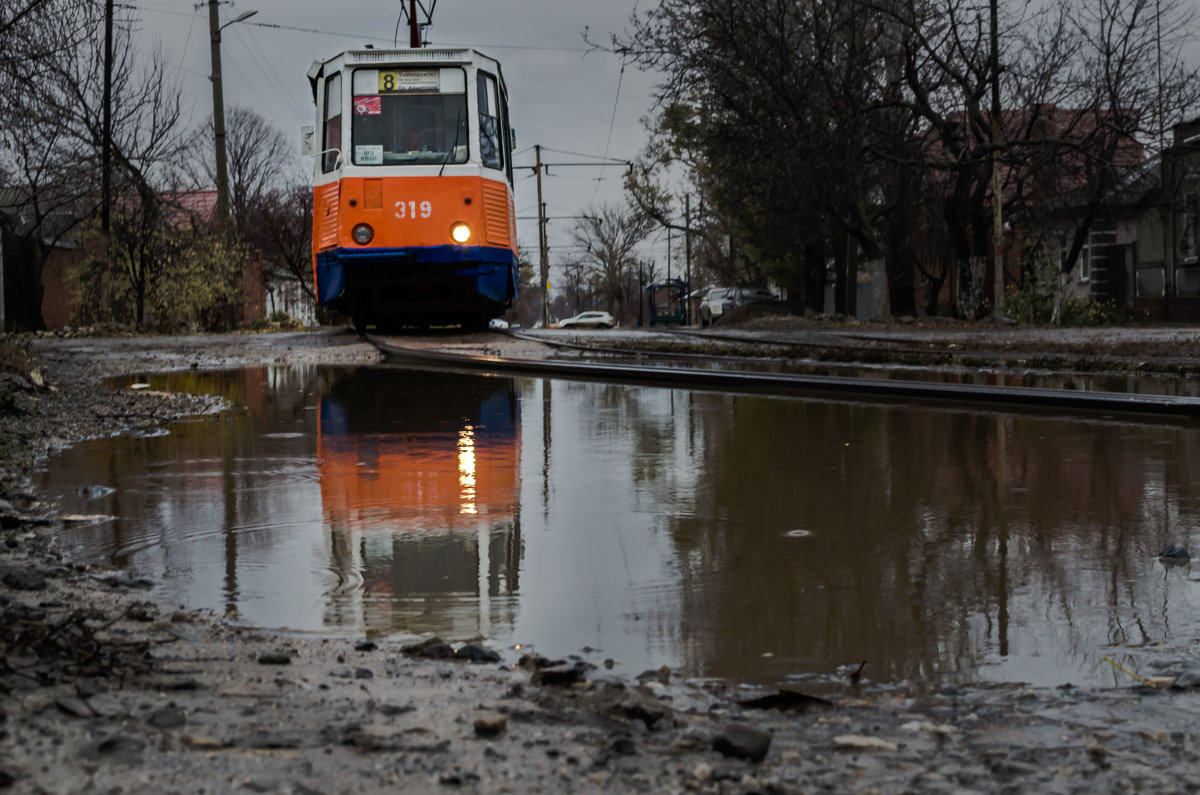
[{"left": 350, "top": 67, "right": 469, "bottom": 166}]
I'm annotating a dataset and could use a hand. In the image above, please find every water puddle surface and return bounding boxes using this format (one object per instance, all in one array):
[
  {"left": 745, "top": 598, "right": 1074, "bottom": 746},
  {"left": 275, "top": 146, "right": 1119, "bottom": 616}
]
[{"left": 37, "top": 364, "right": 1200, "bottom": 690}]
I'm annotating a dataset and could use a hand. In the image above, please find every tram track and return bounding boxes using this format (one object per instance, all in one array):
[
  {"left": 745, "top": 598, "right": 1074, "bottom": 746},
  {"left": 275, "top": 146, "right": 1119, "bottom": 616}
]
[{"left": 366, "top": 330, "right": 1200, "bottom": 418}]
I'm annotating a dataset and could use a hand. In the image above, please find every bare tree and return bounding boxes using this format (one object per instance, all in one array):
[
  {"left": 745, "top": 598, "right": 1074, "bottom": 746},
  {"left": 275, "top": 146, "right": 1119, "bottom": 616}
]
[
  {"left": 188, "top": 105, "right": 297, "bottom": 239},
  {"left": 38, "top": 14, "right": 192, "bottom": 328},
  {"left": 571, "top": 203, "right": 654, "bottom": 322},
  {"left": 243, "top": 180, "right": 314, "bottom": 303},
  {"left": 0, "top": 0, "right": 104, "bottom": 329}
]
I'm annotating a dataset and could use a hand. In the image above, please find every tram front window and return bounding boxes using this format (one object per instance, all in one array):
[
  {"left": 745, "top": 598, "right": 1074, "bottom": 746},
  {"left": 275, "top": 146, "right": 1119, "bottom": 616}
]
[{"left": 350, "top": 67, "right": 469, "bottom": 166}]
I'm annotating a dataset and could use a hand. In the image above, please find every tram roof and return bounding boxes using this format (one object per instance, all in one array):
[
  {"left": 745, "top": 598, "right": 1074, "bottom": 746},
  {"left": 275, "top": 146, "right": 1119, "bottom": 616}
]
[{"left": 308, "top": 47, "right": 503, "bottom": 101}]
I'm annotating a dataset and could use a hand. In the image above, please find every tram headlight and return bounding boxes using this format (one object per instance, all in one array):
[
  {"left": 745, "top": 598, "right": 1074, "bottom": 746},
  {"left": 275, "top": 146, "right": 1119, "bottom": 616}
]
[
  {"left": 352, "top": 223, "right": 374, "bottom": 245},
  {"left": 450, "top": 222, "right": 472, "bottom": 244}
]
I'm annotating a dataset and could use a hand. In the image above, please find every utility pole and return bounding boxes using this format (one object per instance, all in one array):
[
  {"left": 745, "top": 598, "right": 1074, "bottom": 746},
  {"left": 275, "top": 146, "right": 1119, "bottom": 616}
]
[
  {"left": 684, "top": 195, "right": 692, "bottom": 325},
  {"left": 208, "top": 0, "right": 230, "bottom": 231},
  {"left": 513, "top": 147, "right": 629, "bottom": 327},
  {"left": 535, "top": 145, "right": 549, "bottom": 328},
  {"left": 990, "top": 0, "right": 1005, "bottom": 321},
  {"left": 666, "top": 227, "right": 672, "bottom": 283},
  {"left": 101, "top": 0, "right": 113, "bottom": 233},
  {"left": 208, "top": 3, "right": 256, "bottom": 232}
]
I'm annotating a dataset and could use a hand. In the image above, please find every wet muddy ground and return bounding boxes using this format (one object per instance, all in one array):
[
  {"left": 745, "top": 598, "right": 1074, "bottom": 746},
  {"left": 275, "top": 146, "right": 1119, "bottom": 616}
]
[{"left": 5, "top": 324, "right": 1200, "bottom": 793}]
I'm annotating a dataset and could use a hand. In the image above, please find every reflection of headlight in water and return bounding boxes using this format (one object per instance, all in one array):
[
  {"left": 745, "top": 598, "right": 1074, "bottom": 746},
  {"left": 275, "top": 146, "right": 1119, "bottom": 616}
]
[{"left": 458, "top": 425, "right": 477, "bottom": 514}]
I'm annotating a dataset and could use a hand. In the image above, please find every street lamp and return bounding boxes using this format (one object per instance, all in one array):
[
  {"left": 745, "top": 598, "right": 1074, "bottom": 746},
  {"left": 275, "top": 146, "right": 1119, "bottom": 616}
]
[{"left": 208, "top": 3, "right": 257, "bottom": 230}]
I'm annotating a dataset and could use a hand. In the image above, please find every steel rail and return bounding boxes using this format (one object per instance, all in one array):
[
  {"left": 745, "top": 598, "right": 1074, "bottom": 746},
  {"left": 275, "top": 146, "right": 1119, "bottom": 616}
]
[{"left": 368, "top": 334, "right": 1200, "bottom": 418}]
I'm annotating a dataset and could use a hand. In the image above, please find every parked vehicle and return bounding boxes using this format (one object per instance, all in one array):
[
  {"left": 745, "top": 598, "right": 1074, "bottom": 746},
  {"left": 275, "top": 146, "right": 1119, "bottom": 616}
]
[
  {"left": 488, "top": 318, "right": 509, "bottom": 330},
  {"left": 699, "top": 286, "right": 774, "bottom": 327},
  {"left": 558, "top": 310, "right": 616, "bottom": 329}
]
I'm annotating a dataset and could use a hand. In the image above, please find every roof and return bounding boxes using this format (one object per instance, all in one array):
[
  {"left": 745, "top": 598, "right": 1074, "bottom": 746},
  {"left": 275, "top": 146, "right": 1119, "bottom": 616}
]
[
  {"left": 924, "top": 104, "right": 1147, "bottom": 204},
  {"left": 162, "top": 190, "right": 218, "bottom": 225}
]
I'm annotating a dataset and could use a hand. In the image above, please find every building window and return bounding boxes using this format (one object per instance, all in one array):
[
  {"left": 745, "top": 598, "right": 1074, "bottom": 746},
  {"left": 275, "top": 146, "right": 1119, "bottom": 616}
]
[
  {"left": 1060, "top": 235, "right": 1090, "bottom": 283},
  {"left": 1182, "top": 192, "right": 1198, "bottom": 263}
]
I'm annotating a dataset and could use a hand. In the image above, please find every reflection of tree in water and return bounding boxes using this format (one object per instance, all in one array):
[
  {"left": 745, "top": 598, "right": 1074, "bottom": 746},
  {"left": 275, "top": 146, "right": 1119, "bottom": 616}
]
[{"left": 661, "top": 394, "right": 1200, "bottom": 688}]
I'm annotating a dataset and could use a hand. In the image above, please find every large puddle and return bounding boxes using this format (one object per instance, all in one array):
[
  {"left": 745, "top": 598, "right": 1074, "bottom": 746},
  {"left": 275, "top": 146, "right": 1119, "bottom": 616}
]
[{"left": 36, "top": 364, "right": 1200, "bottom": 691}]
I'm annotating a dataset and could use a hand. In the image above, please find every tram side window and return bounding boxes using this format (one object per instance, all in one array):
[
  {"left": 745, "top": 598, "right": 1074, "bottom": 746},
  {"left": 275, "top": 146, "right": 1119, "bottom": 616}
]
[
  {"left": 323, "top": 73, "right": 342, "bottom": 173},
  {"left": 478, "top": 73, "right": 503, "bottom": 171},
  {"left": 500, "top": 85, "right": 513, "bottom": 183}
]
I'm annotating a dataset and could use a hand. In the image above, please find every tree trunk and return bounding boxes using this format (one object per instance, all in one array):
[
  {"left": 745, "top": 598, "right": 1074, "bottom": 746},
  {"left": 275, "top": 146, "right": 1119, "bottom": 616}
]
[{"left": 956, "top": 255, "right": 986, "bottom": 320}]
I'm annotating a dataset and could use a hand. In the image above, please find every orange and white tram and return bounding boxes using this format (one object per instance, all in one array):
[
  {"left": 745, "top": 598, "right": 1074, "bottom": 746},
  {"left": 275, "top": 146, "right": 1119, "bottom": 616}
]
[{"left": 307, "top": 48, "right": 518, "bottom": 331}]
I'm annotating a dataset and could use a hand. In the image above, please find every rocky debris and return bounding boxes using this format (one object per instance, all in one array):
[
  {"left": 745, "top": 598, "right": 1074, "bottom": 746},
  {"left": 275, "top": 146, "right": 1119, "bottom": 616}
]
[
  {"left": 473, "top": 712, "right": 508, "bottom": 737},
  {"left": 1158, "top": 544, "right": 1190, "bottom": 561},
  {"left": 256, "top": 650, "right": 292, "bottom": 665},
  {"left": 833, "top": 733, "right": 900, "bottom": 753},
  {"left": 585, "top": 680, "right": 672, "bottom": 729},
  {"left": 1, "top": 565, "right": 46, "bottom": 591},
  {"left": 148, "top": 705, "right": 187, "bottom": 729},
  {"left": 76, "top": 484, "right": 115, "bottom": 500},
  {"left": 1, "top": 596, "right": 155, "bottom": 684},
  {"left": 401, "top": 636, "right": 454, "bottom": 659},
  {"left": 54, "top": 695, "right": 96, "bottom": 718},
  {"left": 530, "top": 661, "right": 591, "bottom": 687},
  {"left": 1172, "top": 665, "right": 1200, "bottom": 689},
  {"left": 97, "top": 573, "right": 154, "bottom": 589},
  {"left": 712, "top": 722, "right": 773, "bottom": 762},
  {"left": 329, "top": 666, "right": 373, "bottom": 679},
  {"left": 738, "top": 688, "right": 833, "bottom": 713},
  {"left": 635, "top": 665, "right": 671, "bottom": 685},
  {"left": 454, "top": 643, "right": 501, "bottom": 663}
]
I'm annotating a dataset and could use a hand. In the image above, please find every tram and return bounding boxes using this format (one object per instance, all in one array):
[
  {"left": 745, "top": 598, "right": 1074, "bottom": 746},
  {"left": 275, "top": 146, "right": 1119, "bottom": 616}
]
[{"left": 307, "top": 48, "right": 518, "bottom": 331}]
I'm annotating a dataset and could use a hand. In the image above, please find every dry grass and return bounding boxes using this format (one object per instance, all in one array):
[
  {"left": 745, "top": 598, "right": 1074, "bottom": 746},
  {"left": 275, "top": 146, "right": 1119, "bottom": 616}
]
[{"left": 0, "top": 335, "right": 33, "bottom": 378}]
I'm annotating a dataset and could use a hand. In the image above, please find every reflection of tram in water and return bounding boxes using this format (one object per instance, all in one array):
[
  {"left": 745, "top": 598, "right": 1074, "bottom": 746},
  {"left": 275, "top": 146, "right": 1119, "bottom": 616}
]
[
  {"left": 316, "top": 368, "right": 521, "bottom": 636},
  {"left": 307, "top": 47, "right": 518, "bottom": 331}
]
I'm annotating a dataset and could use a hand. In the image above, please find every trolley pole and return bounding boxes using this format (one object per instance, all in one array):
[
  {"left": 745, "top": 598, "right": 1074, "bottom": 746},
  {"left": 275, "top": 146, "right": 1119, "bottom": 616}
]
[
  {"left": 535, "top": 145, "right": 549, "bottom": 329},
  {"left": 208, "top": 0, "right": 230, "bottom": 231},
  {"left": 408, "top": 0, "right": 420, "bottom": 48}
]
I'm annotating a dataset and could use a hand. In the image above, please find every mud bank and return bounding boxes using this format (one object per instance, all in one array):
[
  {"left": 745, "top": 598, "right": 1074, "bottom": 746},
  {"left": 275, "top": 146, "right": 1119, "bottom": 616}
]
[{"left": 4, "top": 328, "right": 1200, "bottom": 794}]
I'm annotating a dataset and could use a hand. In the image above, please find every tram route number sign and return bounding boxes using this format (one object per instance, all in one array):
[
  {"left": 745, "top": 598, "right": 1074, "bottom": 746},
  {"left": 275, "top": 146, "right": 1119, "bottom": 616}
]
[{"left": 380, "top": 70, "right": 439, "bottom": 93}]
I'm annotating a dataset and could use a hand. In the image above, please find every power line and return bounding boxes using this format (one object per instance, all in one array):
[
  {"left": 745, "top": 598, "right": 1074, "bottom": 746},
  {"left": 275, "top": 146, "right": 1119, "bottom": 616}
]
[
  {"left": 137, "top": 6, "right": 594, "bottom": 52},
  {"left": 227, "top": 23, "right": 308, "bottom": 120},
  {"left": 589, "top": 60, "right": 626, "bottom": 206}
]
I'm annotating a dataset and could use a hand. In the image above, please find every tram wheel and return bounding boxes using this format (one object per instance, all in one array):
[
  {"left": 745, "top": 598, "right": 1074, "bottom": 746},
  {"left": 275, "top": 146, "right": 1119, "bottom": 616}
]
[
  {"left": 352, "top": 308, "right": 369, "bottom": 336},
  {"left": 351, "top": 292, "right": 370, "bottom": 336}
]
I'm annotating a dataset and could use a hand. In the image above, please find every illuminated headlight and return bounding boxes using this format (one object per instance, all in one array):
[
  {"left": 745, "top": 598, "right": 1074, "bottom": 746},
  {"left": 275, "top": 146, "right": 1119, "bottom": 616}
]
[
  {"left": 450, "top": 222, "right": 472, "bottom": 244},
  {"left": 352, "top": 223, "right": 374, "bottom": 245}
]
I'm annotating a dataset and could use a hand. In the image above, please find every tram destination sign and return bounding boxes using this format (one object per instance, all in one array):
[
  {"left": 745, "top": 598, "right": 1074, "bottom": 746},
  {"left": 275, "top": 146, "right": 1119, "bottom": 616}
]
[{"left": 380, "top": 70, "right": 439, "bottom": 93}]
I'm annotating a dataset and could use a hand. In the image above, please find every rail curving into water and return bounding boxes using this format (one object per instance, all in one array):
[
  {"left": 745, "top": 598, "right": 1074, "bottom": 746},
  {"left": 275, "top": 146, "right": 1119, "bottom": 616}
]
[{"left": 366, "top": 331, "right": 1200, "bottom": 418}]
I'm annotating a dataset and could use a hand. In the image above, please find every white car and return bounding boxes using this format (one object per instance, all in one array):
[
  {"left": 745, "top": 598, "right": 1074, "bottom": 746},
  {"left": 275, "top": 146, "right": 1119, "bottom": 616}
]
[
  {"left": 557, "top": 311, "right": 616, "bottom": 329},
  {"left": 699, "top": 286, "right": 775, "bottom": 326},
  {"left": 488, "top": 318, "right": 510, "bottom": 330}
]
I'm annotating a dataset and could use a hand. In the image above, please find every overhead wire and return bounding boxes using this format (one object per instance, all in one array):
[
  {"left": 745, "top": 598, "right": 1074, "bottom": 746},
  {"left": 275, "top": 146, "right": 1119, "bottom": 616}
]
[
  {"left": 227, "top": 24, "right": 309, "bottom": 121},
  {"left": 588, "top": 56, "right": 626, "bottom": 207}
]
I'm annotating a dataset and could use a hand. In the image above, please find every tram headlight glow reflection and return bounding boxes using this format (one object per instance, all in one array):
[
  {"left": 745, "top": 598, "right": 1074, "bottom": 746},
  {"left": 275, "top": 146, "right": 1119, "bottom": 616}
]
[{"left": 457, "top": 425, "right": 477, "bottom": 514}]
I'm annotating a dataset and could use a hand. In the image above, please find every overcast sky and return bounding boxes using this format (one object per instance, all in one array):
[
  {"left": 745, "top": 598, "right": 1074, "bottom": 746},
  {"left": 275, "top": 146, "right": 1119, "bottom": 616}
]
[{"left": 133, "top": 0, "right": 674, "bottom": 283}]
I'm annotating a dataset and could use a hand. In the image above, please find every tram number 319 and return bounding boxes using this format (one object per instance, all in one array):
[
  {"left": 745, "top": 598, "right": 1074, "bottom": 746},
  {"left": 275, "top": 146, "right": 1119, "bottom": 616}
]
[{"left": 395, "top": 200, "right": 432, "bottom": 220}]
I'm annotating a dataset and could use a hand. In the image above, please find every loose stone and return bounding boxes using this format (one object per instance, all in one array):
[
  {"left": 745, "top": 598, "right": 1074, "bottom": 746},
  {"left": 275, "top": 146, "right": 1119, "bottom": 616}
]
[{"left": 712, "top": 723, "right": 772, "bottom": 763}]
